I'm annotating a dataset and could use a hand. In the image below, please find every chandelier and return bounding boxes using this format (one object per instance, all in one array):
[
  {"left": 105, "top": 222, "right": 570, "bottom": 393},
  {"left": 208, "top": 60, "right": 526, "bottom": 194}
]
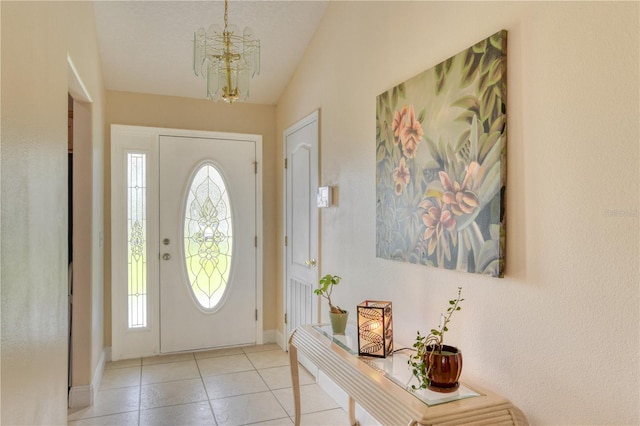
[{"left": 193, "top": 0, "right": 260, "bottom": 103}]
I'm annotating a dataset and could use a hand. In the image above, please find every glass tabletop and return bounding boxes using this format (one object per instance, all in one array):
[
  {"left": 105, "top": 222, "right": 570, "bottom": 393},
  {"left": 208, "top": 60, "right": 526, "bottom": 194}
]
[{"left": 312, "top": 324, "right": 480, "bottom": 407}]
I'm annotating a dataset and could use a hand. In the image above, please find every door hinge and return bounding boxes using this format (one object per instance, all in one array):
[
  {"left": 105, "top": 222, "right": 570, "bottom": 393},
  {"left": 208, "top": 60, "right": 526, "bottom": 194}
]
[
  {"left": 253, "top": 161, "right": 258, "bottom": 174},
  {"left": 284, "top": 236, "right": 288, "bottom": 247},
  {"left": 255, "top": 236, "right": 258, "bottom": 247},
  {"left": 284, "top": 158, "right": 288, "bottom": 169},
  {"left": 255, "top": 309, "right": 258, "bottom": 321},
  {"left": 284, "top": 313, "right": 288, "bottom": 324}
]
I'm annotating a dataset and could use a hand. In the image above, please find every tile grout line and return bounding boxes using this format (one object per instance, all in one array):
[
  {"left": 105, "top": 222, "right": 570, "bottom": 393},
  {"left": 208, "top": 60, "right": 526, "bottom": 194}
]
[
  {"left": 137, "top": 357, "right": 143, "bottom": 426},
  {"left": 194, "top": 351, "right": 219, "bottom": 424},
  {"left": 244, "top": 348, "right": 295, "bottom": 425}
]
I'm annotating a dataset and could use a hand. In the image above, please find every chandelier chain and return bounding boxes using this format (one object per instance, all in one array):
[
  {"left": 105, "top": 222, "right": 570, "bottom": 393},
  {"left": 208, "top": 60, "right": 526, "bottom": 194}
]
[{"left": 223, "top": 0, "right": 228, "bottom": 31}]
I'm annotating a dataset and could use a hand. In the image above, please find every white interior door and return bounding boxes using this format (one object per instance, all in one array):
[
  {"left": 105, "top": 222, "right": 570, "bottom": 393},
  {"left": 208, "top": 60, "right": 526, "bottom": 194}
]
[
  {"left": 159, "top": 135, "right": 257, "bottom": 353},
  {"left": 285, "top": 111, "right": 319, "bottom": 338}
]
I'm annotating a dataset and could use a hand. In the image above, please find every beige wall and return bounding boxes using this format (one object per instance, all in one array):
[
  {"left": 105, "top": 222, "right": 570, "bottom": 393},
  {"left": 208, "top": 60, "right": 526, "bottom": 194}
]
[
  {"left": 1, "top": 1, "right": 105, "bottom": 423},
  {"left": 104, "top": 91, "right": 278, "bottom": 345},
  {"left": 276, "top": 2, "right": 639, "bottom": 424}
]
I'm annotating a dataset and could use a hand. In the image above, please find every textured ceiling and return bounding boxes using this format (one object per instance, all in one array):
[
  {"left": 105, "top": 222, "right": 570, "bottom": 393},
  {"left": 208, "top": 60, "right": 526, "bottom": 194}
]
[{"left": 93, "top": 1, "right": 328, "bottom": 105}]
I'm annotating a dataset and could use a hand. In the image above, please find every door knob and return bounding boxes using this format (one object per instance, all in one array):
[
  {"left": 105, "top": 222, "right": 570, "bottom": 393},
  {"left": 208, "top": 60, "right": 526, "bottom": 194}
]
[
  {"left": 304, "top": 259, "right": 316, "bottom": 267},
  {"left": 162, "top": 253, "right": 171, "bottom": 260}
]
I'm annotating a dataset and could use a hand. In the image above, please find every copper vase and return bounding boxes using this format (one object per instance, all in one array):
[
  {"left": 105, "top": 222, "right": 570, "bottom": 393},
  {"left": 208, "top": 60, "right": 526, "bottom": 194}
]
[{"left": 426, "top": 345, "right": 463, "bottom": 393}]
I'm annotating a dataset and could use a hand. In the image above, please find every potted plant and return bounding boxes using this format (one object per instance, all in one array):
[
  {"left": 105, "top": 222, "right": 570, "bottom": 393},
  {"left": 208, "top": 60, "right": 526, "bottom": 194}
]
[
  {"left": 314, "top": 274, "right": 348, "bottom": 334},
  {"left": 409, "top": 287, "right": 464, "bottom": 393}
]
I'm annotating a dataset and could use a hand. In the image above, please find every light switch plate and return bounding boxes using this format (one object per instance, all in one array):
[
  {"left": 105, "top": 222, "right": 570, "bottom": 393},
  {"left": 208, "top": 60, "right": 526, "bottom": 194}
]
[{"left": 317, "top": 186, "right": 332, "bottom": 208}]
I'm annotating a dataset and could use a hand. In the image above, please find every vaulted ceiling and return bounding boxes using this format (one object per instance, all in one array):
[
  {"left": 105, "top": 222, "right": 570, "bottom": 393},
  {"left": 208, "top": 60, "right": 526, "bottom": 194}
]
[{"left": 93, "top": 1, "right": 328, "bottom": 105}]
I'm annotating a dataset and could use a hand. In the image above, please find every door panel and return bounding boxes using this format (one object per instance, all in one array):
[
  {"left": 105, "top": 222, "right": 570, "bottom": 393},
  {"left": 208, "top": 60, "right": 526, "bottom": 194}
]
[
  {"left": 285, "top": 111, "right": 319, "bottom": 338},
  {"left": 159, "top": 135, "right": 256, "bottom": 352}
]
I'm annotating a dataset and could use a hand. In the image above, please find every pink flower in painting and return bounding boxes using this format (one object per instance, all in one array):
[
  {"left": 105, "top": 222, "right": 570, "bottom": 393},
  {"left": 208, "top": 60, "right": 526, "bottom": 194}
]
[
  {"left": 399, "top": 106, "right": 423, "bottom": 159},
  {"left": 392, "top": 157, "right": 411, "bottom": 195},
  {"left": 440, "top": 162, "right": 482, "bottom": 216},
  {"left": 419, "top": 199, "right": 457, "bottom": 263},
  {"left": 391, "top": 106, "right": 408, "bottom": 146}
]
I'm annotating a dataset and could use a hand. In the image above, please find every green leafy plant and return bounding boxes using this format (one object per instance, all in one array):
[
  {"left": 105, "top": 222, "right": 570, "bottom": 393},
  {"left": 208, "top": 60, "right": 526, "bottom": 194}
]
[
  {"left": 408, "top": 287, "right": 464, "bottom": 390},
  {"left": 313, "top": 274, "right": 346, "bottom": 314}
]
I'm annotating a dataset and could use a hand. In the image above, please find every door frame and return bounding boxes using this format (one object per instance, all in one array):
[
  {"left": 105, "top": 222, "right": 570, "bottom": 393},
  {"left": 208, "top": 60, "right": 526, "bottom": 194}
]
[
  {"left": 282, "top": 110, "right": 320, "bottom": 348},
  {"left": 111, "top": 125, "right": 263, "bottom": 360}
]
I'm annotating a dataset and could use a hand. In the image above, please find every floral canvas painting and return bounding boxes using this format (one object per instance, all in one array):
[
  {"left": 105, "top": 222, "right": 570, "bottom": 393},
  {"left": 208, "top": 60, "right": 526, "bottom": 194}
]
[{"left": 376, "top": 30, "right": 507, "bottom": 277}]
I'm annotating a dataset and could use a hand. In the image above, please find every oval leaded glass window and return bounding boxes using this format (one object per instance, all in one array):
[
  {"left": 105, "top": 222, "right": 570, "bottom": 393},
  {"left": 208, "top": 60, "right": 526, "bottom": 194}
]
[{"left": 184, "top": 163, "right": 233, "bottom": 310}]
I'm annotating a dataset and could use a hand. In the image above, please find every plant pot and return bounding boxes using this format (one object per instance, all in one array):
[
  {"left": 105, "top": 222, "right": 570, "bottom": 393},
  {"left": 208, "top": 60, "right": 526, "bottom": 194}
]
[
  {"left": 426, "top": 345, "right": 463, "bottom": 393},
  {"left": 329, "top": 311, "right": 349, "bottom": 335}
]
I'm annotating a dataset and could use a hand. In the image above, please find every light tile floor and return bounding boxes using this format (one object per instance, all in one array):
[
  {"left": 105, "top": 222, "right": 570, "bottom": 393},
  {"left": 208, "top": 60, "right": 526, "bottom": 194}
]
[{"left": 68, "top": 344, "right": 349, "bottom": 426}]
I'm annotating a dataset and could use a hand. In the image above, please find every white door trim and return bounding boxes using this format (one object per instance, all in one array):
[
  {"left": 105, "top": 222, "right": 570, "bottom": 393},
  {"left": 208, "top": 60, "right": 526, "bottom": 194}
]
[{"left": 111, "top": 125, "right": 263, "bottom": 360}]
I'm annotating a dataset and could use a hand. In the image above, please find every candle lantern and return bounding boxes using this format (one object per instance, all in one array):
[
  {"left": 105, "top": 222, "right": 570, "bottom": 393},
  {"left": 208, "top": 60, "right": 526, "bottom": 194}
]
[{"left": 357, "top": 301, "right": 393, "bottom": 358}]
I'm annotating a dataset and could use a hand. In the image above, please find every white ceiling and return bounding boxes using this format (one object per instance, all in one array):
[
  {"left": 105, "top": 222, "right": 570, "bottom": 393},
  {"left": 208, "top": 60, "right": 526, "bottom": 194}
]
[{"left": 93, "top": 1, "right": 328, "bottom": 105}]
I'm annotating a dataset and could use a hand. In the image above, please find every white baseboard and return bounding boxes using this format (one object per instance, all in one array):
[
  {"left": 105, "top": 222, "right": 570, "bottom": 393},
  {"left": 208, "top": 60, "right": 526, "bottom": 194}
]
[
  {"left": 262, "top": 329, "right": 277, "bottom": 344},
  {"left": 68, "top": 384, "right": 92, "bottom": 409},
  {"left": 68, "top": 347, "right": 108, "bottom": 408},
  {"left": 275, "top": 329, "right": 287, "bottom": 351}
]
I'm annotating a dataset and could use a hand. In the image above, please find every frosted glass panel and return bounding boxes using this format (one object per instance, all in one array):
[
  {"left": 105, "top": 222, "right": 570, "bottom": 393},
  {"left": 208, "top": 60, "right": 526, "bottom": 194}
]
[
  {"left": 127, "top": 152, "right": 147, "bottom": 328},
  {"left": 184, "top": 163, "right": 233, "bottom": 310}
]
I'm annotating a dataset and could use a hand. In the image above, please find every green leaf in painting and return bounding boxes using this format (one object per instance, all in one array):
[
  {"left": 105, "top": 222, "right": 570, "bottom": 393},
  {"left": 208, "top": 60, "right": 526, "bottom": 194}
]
[
  {"left": 487, "top": 59, "right": 503, "bottom": 86},
  {"left": 489, "top": 114, "right": 506, "bottom": 135},
  {"left": 489, "top": 30, "right": 505, "bottom": 50},
  {"left": 417, "top": 108, "right": 426, "bottom": 124},
  {"left": 466, "top": 223, "right": 484, "bottom": 268},
  {"left": 460, "top": 61, "right": 478, "bottom": 89},
  {"left": 391, "top": 249, "right": 406, "bottom": 261},
  {"left": 463, "top": 227, "right": 472, "bottom": 251},
  {"left": 424, "top": 160, "right": 440, "bottom": 170},
  {"left": 489, "top": 223, "right": 501, "bottom": 241},
  {"left": 455, "top": 110, "right": 476, "bottom": 125},
  {"left": 469, "top": 114, "right": 479, "bottom": 163},
  {"left": 480, "top": 89, "right": 496, "bottom": 123},
  {"left": 376, "top": 143, "right": 387, "bottom": 163},
  {"left": 456, "top": 236, "right": 469, "bottom": 271},
  {"left": 482, "top": 259, "right": 502, "bottom": 278},
  {"left": 477, "top": 72, "right": 489, "bottom": 101},
  {"left": 455, "top": 131, "right": 471, "bottom": 163},
  {"left": 479, "top": 131, "right": 501, "bottom": 163},
  {"left": 479, "top": 48, "right": 497, "bottom": 76},
  {"left": 476, "top": 239, "right": 500, "bottom": 272},
  {"left": 436, "top": 75, "right": 446, "bottom": 96},
  {"left": 480, "top": 133, "right": 502, "bottom": 171},
  {"left": 425, "top": 137, "right": 443, "bottom": 166},
  {"left": 444, "top": 57, "right": 454, "bottom": 75},
  {"left": 435, "top": 62, "right": 443, "bottom": 80},
  {"left": 385, "top": 104, "right": 393, "bottom": 122},
  {"left": 452, "top": 95, "right": 480, "bottom": 114},
  {"left": 477, "top": 161, "right": 501, "bottom": 207},
  {"left": 462, "top": 48, "right": 475, "bottom": 72},
  {"left": 472, "top": 38, "right": 487, "bottom": 54},
  {"left": 398, "top": 83, "right": 406, "bottom": 98}
]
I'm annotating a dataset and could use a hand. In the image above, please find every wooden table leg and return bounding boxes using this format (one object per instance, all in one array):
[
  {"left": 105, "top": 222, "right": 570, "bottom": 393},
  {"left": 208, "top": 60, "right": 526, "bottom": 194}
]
[
  {"left": 289, "top": 340, "right": 302, "bottom": 426},
  {"left": 349, "top": 396, "right": 359, "bottom": 426}
]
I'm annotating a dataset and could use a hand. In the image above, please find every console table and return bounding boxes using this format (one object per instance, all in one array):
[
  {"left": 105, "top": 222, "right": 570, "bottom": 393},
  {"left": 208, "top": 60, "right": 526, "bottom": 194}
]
[{"left": 288, "top": 324, "right": 527, "bottom": 426}]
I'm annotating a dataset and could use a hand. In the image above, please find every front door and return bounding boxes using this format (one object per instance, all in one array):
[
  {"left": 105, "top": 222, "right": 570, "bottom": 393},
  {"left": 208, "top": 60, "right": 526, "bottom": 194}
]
[{"left": 159, "top": 135, "right": 257, "bottom": 353}]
